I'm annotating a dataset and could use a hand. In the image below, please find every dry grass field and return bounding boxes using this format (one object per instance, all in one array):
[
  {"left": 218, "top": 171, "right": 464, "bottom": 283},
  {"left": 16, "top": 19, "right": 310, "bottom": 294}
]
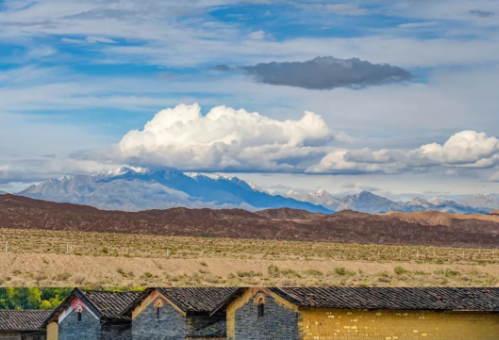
[{"left": 0, "top": 228, "right": 498, "bottom": 288}]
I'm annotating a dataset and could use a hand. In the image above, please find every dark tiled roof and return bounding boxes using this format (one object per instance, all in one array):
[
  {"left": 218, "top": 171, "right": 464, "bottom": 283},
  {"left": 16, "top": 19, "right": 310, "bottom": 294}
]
[
  {"left": 79, "top": 290, "right": 142, "bottom": 319},
  {"left": 270, "top": 287, "right": 499, "bottom": 311},
  {"left": 43, "top": 289, "right": 142, "bottom": 326},
  {"left": 158, "top": 288, "right": 238, "bottom": 313},
  {"left": 0, "top": 310, "right": 52, "bottom": 332}
]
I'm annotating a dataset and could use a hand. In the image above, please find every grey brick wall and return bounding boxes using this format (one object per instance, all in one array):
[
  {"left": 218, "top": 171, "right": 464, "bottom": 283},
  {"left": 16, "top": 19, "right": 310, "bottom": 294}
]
[
  {"left": 233, "top": 293, "right": 299, "bottom": 340},
  {"left": 0, "top": 331, "right": 45, "bottom": 340},
  {"left": 58, "top": 308, "right": 100, "bottom": 340},
  {"left": 100, "top": 324, "right": 132, "bottom": 340},
  {"left": 0, "top": 332, "right": 21, "bottom": 340},
  {"left": 186, "top": 315, "right": 226, "bottom": 338},
  {"left": 132, "top": 299, "right": 186, "bottom": 340}
]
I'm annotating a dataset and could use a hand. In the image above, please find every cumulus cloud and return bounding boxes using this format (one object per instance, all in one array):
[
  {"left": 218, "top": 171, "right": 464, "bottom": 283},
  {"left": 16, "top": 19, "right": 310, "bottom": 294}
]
[
  {"left": 98, "top": 106, "right": 499, "bottom": 177},
  {"left": 238, "top": 56, "right": 411, "bottom": 90},
  {"left": 113, "top": 103, "right": 335, "bottom": 172},
  {"left": 311, "top": 131, "right": 499, "bottom": 174}
]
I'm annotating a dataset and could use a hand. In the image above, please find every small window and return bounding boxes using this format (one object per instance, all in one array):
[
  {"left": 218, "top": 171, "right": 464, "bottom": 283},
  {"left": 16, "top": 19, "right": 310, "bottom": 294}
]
[
  {"left": 77, "top": 312, "right": 82, "bottom": 322},
  {"left": 156, "top": 307, "right": 161, "bottom": 319},
  {"left": 258, "top": 303, "right": 264, "bottom": 318}
]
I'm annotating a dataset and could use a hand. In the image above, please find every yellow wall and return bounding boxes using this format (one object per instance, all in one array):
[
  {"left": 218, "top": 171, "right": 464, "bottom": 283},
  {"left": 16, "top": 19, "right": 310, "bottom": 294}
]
[
  {"left": 46, "top": 322, "right": 58, "bottom": 340},
  {"left": 226, "top": 288, "right": 298, "bottom": 339},
  {"left": 300, "top": 308, "right": 499, "bottom": 340}
]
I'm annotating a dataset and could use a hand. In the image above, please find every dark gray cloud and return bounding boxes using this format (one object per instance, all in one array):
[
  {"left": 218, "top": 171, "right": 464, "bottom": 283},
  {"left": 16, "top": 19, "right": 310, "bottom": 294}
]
[
  {"left": 238, "top": 56, "right": 411, "bottom": 90},
  {"left": 469, "top": 10, "right": 495, "bottom": 18},
  {"left": 213, "top": 64, "right": 232, "bottom": 72}
]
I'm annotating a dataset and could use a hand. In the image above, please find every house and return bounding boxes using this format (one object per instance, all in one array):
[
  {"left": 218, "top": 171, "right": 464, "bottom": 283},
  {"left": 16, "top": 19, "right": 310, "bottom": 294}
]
[
  {"left": 42, "top": 289, "right": 141, "bottom": 340},
  {"left": 212, "top": 287, "right": 499, "bottom": 340},
  {"left": 0, "top": 309, "right": 52, "bottom": 340},
  {"left": 122, "top": 287, "right": 238, "bottom": 340}
]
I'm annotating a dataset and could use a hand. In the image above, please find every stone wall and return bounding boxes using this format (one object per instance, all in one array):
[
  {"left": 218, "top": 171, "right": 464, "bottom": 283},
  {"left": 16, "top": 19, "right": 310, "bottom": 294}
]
[
  {"left": 186, "top": 314, "right": 226, "bottom": 338},
  {"left": 132, "top": 299, "right": 186, "bottom": 340},
  {"left": 300, "top": 308, "right": 499, "bottom": 340},
  {"left": 100, "top": 324, "right": 132, "bottom": 340},
  {"left": 0, "top": 332, "right": 21, "bottom": 340},
  {"left": 233, "top": 293, "right": 299, "bottom": 340},
  {"left": 58, "top": 308, "right": 100, "bottom": 340}
]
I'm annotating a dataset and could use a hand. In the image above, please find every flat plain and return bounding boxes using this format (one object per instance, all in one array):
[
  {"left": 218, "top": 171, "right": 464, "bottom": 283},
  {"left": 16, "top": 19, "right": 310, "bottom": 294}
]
[{"left": 1, "top": 228, "right": 498, "bottom": 288}]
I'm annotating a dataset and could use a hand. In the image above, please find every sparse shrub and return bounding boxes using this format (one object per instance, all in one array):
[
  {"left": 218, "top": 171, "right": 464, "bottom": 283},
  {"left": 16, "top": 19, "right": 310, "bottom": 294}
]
[
  {"left": 444, "top": 269, "right": 460, "bottom": 277},
  {"left": 303, "top": 269, "right": 324, "bottom": 277},
  {"left": 281, "top": 269, "right": 301, "bottom": 278},
  {"left": 143, "top": 272, "right": 153, "bottom": 278},
  {"left": 237, "top": 271, "right": 263, "bottom": 278},
  {"left": 268, "top": 265, "right": 280, "bottom": 278},
  {"left": 56, "top": 272, "right": 71, "bottom": 281},
  {"left": 394, "top": 266, "right": 408, "bottom": 275}
]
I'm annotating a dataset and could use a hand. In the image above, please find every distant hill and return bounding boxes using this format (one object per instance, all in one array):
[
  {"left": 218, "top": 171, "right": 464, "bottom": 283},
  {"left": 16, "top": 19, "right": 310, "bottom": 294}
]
[
  {"left": 461, "top": 193, "right": 499, "bottom": 209},
  {"left": 18, "top": 167, "right": 331, "bottom": 214},
  {"left": 1, "top": 194, "right": 498, "bottom": 248},
  {"left": 285, "top": 190, "right": 492, "bottom": 214}
]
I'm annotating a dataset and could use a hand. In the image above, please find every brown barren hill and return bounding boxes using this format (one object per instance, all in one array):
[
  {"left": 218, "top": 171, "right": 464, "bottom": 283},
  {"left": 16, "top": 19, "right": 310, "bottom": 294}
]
[{"left": 0, "top": 194, "right": 498, "bottom": 248}]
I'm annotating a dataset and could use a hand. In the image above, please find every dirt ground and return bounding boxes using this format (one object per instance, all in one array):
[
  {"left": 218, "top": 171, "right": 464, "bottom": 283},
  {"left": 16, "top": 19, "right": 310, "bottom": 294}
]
[{"left": 1, "top": 253, "right": 498, "bottom": 288}]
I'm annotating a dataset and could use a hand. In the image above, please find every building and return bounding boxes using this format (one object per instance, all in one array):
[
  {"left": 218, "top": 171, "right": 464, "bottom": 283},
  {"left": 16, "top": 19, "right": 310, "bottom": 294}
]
[
  {"left": 42, "top": 289, "right": 141, "bottom": 340},
  {"left": 122, "top": 287, "right": 238, "bottom": 340},
  {"left": 212, "top": 287, "right": 499, "bottom": 340},
  {"left": 0, "top": 309, "right": 52, "bottom": 340}
]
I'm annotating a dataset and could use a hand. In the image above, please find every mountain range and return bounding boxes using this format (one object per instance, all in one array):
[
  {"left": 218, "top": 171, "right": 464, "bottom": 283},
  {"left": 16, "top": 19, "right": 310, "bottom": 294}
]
[
  {"left": 18, "top": 167, "right": 331, "bottom": 213},
  {"left": 14, "top": 167, "right": 499, "bottom": 214},
  {"left": 285, "top": 190, "right": 493, "bottom": 214}
]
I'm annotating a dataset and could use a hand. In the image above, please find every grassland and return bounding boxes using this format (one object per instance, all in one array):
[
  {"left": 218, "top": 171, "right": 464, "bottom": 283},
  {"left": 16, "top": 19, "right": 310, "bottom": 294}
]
[{"left": 0, "top": 228, "right": 498, "bottom": 287}]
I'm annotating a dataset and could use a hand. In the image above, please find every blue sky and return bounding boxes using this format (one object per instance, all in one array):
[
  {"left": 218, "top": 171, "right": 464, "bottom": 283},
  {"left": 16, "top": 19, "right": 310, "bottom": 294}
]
[{"left": 1, "top": 0, "right": 499, "bottom": 198}]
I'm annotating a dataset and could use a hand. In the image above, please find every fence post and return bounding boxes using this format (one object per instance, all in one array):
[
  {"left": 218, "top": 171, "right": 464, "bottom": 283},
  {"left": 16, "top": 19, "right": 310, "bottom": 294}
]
[
  {"left": 66, "top": 242, "right": 69, "bottom": 254},
  {"left": 166, "top": 249, "right": 169, "bottom": 257},
  {"left": 5, "top": 241, "right": 8, "bottom": 253}
]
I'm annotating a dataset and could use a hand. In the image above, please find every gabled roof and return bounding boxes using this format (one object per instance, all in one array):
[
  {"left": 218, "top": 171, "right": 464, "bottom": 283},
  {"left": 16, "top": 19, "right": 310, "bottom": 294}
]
[
  {"left": 0, "top": 310, "right": 52, "bottom": 332},
  {"left": 123, "top": 287, "right": 238, "bottom": 316},
  {"left": 212, "top": 287, "right": 499, "bottom": 314},
  {"left": 43, "top": 289, "right": 141, "bottom": 326},
  {"left": 79, "top": 290, "right": 142, "bottom": 319}
]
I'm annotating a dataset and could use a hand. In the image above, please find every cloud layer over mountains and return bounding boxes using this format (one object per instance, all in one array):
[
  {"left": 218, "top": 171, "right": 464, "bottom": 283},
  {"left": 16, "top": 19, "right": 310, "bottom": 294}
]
[{"left": 96, "top": 103, "right": 499, "bottom": 179}]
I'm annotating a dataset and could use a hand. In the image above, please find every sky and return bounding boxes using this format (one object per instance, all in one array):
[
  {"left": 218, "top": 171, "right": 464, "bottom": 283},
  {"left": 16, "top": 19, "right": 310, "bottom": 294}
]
[{"left": 1, "top": 0, "right": 499, "bottom": 198}]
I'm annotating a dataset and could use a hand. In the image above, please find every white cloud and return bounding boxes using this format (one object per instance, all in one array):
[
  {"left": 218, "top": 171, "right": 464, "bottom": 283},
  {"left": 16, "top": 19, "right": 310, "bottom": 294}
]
[
  {"left": 312, "top": 131, "right": 499, "bottom": 174},
  {"left": 114, "top": 103, "right": 335, "bottom": 172},
  {"left": 418, "top": 130, "right": 499, "bottom": 165}
]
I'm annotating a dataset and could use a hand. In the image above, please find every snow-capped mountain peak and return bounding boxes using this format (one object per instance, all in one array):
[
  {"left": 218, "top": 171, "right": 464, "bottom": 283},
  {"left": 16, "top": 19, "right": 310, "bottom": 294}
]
[{"left": 18, "top": 169, "right": 331, "bottom": 213}]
